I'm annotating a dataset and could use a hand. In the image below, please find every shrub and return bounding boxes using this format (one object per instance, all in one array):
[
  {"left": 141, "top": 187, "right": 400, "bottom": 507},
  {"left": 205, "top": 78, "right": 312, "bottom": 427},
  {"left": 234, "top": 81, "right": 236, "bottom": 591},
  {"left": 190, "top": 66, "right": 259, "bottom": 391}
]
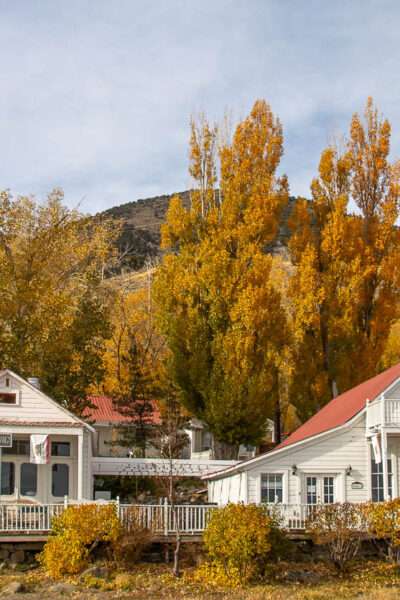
[
  {"left": 113, "top": 506, "right": 153, "bottom": 565},
  {"left": 201, "top": 503, "right": 279, "bottom": 584},
  {"left": 364, "top": 498, "right": 400, "bottom": 563},
  {"left": 307, "top": 502, "right": 366, "bottom": 570},
  {"left": 40, "top": 504, "right": 122, "bottom": 578}
]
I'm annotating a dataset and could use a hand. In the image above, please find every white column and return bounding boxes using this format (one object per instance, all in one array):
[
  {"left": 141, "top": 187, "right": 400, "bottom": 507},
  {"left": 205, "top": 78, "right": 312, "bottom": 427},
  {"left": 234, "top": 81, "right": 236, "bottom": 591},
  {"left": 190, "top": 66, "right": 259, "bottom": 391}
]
[
  {"left": 382, "top": 428, "right": 389, "bottom": 500},
  {"left": 77, "top": 431, "right": 84, "bottom": 501}
]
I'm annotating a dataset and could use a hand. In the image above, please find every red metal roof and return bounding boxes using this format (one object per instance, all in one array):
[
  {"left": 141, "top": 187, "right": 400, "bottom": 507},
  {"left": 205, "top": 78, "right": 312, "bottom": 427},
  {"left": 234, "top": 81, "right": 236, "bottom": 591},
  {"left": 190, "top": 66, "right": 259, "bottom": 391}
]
[
  {"left": 84, "top": 396, "right": 160, "bottom": 425},
  {"left": 278, "top": 362, "right": 400, "bottom": 449}
]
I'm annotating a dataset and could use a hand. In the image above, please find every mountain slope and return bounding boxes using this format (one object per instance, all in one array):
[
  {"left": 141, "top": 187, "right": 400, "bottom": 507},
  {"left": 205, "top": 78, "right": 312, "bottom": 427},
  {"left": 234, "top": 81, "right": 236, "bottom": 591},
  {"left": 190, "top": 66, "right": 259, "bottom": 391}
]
[{"left": 101, "top": 191, "right": 297, "bottom": 273}]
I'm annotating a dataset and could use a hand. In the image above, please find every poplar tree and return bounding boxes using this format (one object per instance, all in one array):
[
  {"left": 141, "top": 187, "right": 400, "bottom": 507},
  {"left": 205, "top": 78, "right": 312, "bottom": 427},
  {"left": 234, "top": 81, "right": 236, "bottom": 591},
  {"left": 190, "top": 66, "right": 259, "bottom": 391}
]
[
  {"left": 154, "top": 100, "right": 290, "bottom": 456},
  {"left": 288, "top": 98, "right": 400, "bottom": 419}
]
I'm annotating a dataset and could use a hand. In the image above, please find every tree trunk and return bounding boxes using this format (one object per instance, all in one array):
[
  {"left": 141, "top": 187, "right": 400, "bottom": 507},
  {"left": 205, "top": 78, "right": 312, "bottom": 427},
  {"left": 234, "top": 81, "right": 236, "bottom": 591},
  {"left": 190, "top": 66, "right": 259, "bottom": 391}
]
[
  {"left": 212, "top": 438, "right": 239, "bottom": 460},
  {"left": 274, "top": 398, "right": 281, "bottom": 445},
  {"left": 173, "top": 530, "right": 181, "bottom": 577}
]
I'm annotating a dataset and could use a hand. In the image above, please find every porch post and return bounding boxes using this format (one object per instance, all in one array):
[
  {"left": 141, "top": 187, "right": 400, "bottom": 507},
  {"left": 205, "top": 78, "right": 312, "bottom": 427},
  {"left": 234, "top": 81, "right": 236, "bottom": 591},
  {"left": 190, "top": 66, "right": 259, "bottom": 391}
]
[
  {"left": 382, "top": 428, "right": 389, "bottom": 500},
  {"left": 77, "top": 431, "right": 84, "bottom": 501}
]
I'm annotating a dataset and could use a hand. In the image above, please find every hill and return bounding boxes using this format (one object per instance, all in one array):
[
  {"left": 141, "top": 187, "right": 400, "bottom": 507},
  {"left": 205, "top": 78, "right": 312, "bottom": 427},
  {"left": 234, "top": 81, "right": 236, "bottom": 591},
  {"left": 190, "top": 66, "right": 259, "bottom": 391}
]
[{"left": 100, "top": 191, "right": 297, "bottom": 274}]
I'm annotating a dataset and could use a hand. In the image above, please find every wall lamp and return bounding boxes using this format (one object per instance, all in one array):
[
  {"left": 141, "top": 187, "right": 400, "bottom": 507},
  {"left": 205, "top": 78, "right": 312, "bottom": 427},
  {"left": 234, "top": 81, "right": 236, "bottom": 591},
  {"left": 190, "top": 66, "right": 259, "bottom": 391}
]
[
  {"left": 291, "top": 465, "right": 298, "bottom": 476},
  {"left": 345, "top": 465, "right": 353, "bottom": 476}
]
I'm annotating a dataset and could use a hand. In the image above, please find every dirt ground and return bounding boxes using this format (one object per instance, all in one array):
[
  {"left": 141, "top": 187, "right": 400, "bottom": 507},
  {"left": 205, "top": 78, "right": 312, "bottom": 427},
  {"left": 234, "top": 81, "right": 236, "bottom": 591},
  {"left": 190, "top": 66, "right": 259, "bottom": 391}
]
[{"left": 0, "top": 561, "right": 400, "bottom": 600}]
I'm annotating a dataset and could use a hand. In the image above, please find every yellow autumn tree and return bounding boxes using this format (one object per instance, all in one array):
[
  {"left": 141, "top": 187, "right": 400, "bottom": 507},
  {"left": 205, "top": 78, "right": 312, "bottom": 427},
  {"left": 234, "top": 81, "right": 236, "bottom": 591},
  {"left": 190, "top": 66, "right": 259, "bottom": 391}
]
[
  {"left": 154, "top": 100, "right": 290, "bottom": 456},
  {"left": 288, "top": 98, "right": 400, "bottom": 419},
  {"left": 0, "top": 188, "right": 119, "bottom": 414}
]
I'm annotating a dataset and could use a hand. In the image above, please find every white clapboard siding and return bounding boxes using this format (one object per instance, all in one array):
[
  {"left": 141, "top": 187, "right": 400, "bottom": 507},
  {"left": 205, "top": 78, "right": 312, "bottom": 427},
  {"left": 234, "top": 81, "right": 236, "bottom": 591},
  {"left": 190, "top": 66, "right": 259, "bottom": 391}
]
[
  {"left": 0, "top": 373, "right": 77, "bottom": 424},
  {"left": 209, "top": 414, "right": 374, "bottom": 505},
  {"left": 248, "top": 416, "right": 367, "bottom": 504}
]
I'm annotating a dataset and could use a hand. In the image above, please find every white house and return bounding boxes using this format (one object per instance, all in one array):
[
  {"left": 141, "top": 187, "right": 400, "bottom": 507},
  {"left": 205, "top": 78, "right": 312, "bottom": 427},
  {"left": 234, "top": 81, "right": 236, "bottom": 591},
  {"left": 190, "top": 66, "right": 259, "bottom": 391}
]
[
  {"left": 0, "top": 369, "right": 94, "bottom": 504},
  {"left": 0, "top": 369, "right": 237, "bottom": 505},
  {"left": 204, "top": 362, "right": 400, "bottom": 509}
]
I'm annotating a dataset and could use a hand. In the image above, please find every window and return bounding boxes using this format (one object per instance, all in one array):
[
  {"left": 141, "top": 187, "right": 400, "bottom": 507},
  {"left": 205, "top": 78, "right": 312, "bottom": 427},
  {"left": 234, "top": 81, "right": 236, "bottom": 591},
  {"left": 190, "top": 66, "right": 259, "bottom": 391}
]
[
  {"left": 306, "top": 475, "right": 336, "bottom": 504},
  {"left": 52, "top": 464, "right": 69, "bottom": 497},
  {"left": 201, "top": 431, "right": 213, "bottom": 452},
  {"left": 1, "top": 462, "right": 15, "bottom": 495},
  {"left": 323, "top": 476, "right": 334, "bottom": 504},
  {"left": 20, "top": 464, "right": 37, "bottom": 496},
  {"left": 371, "top": 458, "right": 392, "bottom": 501},
  {"left": 306, "top": 476, "right": 317, "bottom": 505},
  {"left": 51, "top": 442, "right": 71, "bottom": 457},
  {"left": 261, "top": 473, "right": 283, "bottom": 503},
  {"left": 3, "top": 439, "right": 29, "bottom": 456},
  {"left": 0, "top": 392, "right": 16, "bottom": 404}
]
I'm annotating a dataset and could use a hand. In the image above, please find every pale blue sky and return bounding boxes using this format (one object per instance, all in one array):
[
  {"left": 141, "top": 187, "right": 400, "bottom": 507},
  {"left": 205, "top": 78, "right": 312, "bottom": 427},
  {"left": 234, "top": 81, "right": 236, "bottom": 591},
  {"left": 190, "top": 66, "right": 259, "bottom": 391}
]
[{"left": 0, "top": 0, "right": 399, "bottom": 212}]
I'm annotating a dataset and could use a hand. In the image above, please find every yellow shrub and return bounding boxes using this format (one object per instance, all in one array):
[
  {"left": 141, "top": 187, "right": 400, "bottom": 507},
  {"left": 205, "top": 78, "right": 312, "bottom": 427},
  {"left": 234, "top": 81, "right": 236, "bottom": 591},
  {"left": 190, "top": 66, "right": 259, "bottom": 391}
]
[
  {"left": 364, "top": 499, "right": 400, "bottom": 563},
  {"left": 39, "top": 504, "right": 122, "bottom": 579},
  {"left": 202, "top": 503, "right": 276, "bottom": 583}
]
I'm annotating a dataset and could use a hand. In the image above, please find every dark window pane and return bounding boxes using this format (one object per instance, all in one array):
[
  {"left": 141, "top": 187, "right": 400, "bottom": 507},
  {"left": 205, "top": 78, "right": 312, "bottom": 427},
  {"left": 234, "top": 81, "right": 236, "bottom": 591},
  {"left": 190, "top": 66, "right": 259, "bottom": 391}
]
[
  {"left": 0, "top": 393, "right": 16, "bottom": 404},
  {"left": 3, "top": 439, "right": 29, "bottom": 456},
  {"left": 261, "top": 474, "right": 283, "bottom": 504},
  {"left": 1, "top": 462, "right": 14, "bottom": 495},
  {"left": 20, "top": 464, "right": 37, "bottom": 496},
  {"left": 52, "top": 464, "right": 69, "bottom": 497},
  {"left": 51, "top": 442, "right": 71, "bottom": 457}
]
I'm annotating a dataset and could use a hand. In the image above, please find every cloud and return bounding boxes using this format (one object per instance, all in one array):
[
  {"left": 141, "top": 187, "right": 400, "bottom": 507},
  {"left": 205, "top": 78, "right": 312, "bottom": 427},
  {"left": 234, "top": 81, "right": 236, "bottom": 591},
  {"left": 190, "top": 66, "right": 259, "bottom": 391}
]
[{"left": 0, "top": 0, "right": 399, "bottom": 211}]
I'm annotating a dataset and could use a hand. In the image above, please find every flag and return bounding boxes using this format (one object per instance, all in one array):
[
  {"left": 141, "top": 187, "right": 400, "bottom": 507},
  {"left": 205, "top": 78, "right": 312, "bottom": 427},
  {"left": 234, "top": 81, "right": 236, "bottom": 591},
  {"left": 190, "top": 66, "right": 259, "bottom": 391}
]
[
  {"left": 371, "top": 433, "right": 382, "bottom": 464},
  {"left": 30, "top": 435, "right": 50, "bottom": 464}
]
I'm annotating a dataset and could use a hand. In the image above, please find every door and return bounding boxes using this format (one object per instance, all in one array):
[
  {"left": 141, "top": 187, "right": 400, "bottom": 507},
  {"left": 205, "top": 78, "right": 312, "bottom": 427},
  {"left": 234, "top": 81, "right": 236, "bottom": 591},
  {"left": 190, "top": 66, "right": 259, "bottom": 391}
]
[{"left": 305, "top": 475, "right": 335, "bottom": 504}]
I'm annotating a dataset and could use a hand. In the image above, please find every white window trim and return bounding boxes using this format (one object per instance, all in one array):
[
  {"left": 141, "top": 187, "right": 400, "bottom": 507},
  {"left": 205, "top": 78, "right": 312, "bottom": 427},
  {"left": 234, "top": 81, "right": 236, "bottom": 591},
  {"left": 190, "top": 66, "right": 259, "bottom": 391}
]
[
  {"left": 258, "top": 470, "right": 289, "bottom": 504},
  {"left": 301, "top": 470, "right": 345, "bottom": 503},
  {"left": 0, "top": 388, "right": 21, "bottom": 406}
]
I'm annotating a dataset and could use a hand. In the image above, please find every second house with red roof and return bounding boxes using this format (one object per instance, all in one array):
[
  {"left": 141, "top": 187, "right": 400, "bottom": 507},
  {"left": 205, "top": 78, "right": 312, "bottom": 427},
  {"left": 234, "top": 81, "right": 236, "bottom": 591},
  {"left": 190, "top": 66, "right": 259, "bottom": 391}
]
[{"left": 204, "top": 363, "right": 400, "bottom": 509}]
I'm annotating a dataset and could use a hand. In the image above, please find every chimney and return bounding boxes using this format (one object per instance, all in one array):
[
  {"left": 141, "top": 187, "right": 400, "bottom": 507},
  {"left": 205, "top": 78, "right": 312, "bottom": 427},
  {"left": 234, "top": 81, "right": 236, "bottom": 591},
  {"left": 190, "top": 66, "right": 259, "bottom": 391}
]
[{"left": 28, "top": 377, "right": 41, "bottom": 390}]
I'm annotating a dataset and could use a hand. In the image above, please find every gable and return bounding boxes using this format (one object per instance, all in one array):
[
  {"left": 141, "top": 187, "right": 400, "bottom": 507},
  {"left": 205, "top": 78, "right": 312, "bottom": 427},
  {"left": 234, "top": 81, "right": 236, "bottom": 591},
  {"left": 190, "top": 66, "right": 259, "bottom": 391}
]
[
  {"left": 384, "top": 380, "right": 400, "bottom": 399},
  {"left": 0, "top": 370, "right": 80, "bottom": 426}
]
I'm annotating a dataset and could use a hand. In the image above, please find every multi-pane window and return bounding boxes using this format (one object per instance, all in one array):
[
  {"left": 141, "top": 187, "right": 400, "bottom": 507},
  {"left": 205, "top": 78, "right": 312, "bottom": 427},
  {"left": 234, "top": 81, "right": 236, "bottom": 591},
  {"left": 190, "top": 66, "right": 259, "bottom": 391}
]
[
  {"left": 3, "top": 439, "right": 29, "bottom": 456},
  {"left": 20, "top": 464, "right": 37, "bottom": 496},
  {"left": 306, "top": 476, "right": 317, "bottom": 504},
  {"left": 371, "top": 458, "right": 392, "bottom": 501},
  {"left": 323, "top": 476, "right": 334, "bottom": 504},
  {"left": 52, "top": 464, "right": 69, "bottom": 497},
  {"left": 261, "top": 473, "right": 283, "bottom": 503},
  {"left": 1, "top": 462, "right": 15, "bottom": 495},
  {"left": 306, "top": 475, "right": 335, "bottom": 504},
  {"left": 51, "top": 442, "right": 71, "bottom": 457}
]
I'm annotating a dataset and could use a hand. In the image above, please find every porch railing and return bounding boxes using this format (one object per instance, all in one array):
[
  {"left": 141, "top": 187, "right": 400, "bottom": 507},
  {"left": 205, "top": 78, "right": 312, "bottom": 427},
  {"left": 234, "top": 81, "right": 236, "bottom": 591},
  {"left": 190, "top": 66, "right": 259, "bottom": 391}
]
[
  {"left": 366, "top": 397, "right": 400, "bottom": 428},
  {"left": 0, "top": 502, "right": 319, "bottom": 535}
]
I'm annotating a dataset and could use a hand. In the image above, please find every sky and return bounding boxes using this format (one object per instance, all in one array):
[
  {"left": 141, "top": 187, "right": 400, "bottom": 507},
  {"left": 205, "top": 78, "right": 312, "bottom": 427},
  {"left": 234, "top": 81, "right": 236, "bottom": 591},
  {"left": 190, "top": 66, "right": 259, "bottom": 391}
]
[{"left": 0, "top": 0, "right": 399, "bottom": 213}]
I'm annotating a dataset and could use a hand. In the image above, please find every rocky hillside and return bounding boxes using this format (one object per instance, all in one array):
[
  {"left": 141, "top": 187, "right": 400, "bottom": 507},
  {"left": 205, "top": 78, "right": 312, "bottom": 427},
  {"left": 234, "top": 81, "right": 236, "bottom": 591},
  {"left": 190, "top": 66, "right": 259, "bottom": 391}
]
[{"left": 100, "top": 191, "right": 297, "bottom": 273}]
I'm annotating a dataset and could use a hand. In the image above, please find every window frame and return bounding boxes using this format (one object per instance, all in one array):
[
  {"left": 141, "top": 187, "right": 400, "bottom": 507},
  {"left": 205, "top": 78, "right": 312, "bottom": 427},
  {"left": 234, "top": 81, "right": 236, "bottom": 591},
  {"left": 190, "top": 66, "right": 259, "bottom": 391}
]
[
  {"left": 1, "top": 461, "right": 15, "bottom": 495},
  {"left": 20, "top": 463, "right": 38, "bottom": 497},
  {"left": 260, "top": 472, "right": 285, "bottom": 504},
  {"left": 371, "top": 457, "right": 393, "bottom": 502},
  {"left": 0, "top": 388, "right": 20, "bottom": 405},
  {"left": 51, "top": 441, "right": 71, "bottom": 457},
  {"left": 51, "top": 463, "right": 69, "bottom": 498},
  {"left": 304, "top": 473, "right": 338, "bottom": 504}
]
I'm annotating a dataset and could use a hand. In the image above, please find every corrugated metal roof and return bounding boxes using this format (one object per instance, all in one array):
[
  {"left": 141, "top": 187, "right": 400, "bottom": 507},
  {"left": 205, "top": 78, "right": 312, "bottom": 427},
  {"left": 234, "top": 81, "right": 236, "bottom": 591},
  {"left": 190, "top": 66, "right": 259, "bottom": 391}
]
[{"left": 84, "top": 396, "right": 161, "bottom": 425}]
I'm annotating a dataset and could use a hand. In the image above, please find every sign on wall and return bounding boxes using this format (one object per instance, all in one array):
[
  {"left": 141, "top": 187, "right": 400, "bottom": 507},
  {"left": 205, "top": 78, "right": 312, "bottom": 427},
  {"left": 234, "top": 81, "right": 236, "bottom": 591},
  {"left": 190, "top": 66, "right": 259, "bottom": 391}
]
[
  {"left": 351, "top": 481, "right": 364, "bottom": 490},
  {"left": 0, "top": 433, "right": 12, "bottom": 448}
]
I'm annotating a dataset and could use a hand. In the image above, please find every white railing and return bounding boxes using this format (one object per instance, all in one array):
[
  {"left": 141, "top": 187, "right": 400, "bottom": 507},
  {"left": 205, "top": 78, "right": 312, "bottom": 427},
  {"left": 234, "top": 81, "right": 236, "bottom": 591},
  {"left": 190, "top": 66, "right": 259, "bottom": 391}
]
[
  {"left": 0, "top": 504, "right": 65, "bottom": 532},
  {"left": 264, "top": 503, "right": 319, "bottom": 530},
  {"left": 366, "top": 397, "right": 400, "bottom": 429},
  {"left": 119, "top": 503, "right": 215, "bottom": 535},
  {"left": 0, "top": 502, "right": 329, "bottom": 535},
  {"left": 0, "top": 502, "right": 217, "bottom": 536}
]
